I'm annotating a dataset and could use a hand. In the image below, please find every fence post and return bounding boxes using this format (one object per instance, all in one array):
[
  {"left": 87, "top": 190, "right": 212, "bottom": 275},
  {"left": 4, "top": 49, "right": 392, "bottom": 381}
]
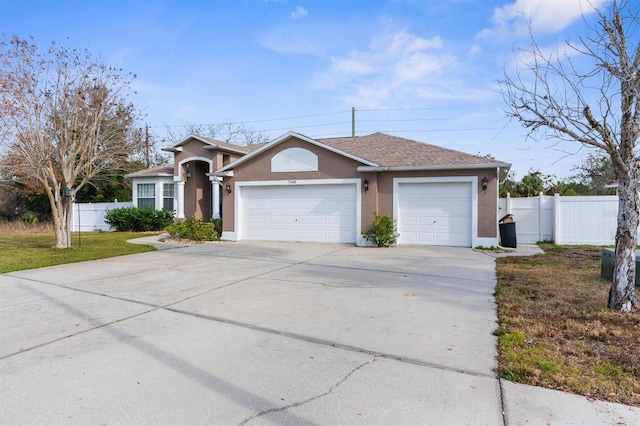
[
  {"left": 554, "top": 193, "right": 561, "bottom": 244},
  {"left": 539, "top": 192, "right": 544, "bottom": 242},
  {"left": 506, "top": 192, "right": 511, "bottom": 215}
]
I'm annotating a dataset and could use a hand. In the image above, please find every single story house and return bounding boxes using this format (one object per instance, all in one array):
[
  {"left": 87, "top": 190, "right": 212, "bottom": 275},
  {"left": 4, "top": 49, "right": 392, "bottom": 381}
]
[{"left": 127, "top": 131, "right": 511, "bottom": 247}]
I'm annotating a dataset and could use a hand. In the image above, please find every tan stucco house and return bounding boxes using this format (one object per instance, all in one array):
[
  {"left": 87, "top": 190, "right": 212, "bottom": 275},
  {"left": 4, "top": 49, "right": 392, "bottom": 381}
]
[{"left": 127, "top": 131, "right": 511, "bottom": 247}]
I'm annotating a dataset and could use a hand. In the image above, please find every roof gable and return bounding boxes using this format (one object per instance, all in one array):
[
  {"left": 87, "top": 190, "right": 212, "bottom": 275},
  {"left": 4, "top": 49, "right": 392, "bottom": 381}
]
[
  {"left": 162, "top": 134, "right": 256, "bottom": 155},
  {"left": 215, "top": 131, "right": 378, "bottom": 173}
]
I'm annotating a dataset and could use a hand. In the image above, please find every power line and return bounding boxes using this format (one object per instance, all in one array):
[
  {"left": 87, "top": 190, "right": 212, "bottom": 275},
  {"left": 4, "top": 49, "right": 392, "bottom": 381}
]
[
  {"left": 255, "top": 121, "right": 352, "bottom": 133},
  {"left": 242, "top": 110, "right": 350, "bottom": 124},
  {"left": 308, "top": 127, "right": 504, "bottom": 139},
  {"left": 147, "top": 106, "right": 507, "bottom": 138},
  {"left": 357, "top": 106, "right": 478, "bottom": 112},
  {"left": 148, "top": 109, "right": 351, "bottom": 129},
  {"left": 369, "top": 127, "right": 504, "bottom": 133},
  {"left": 357, "top": 118, "right": 464, "bottom": 123}
]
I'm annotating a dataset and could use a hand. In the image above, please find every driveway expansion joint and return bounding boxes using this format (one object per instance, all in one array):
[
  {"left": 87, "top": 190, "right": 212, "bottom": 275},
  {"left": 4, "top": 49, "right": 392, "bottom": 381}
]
[
  {"left": 239, "top": 357, "right": 376, "bottom": 425},
  {"left": 306, "top": 260, "right": 497, "bottom": 284},
  {"left": 164, "top": 306, "right": 494, "bottom": 379},
  {"left": 0, "top": 306, "right": 160, "bottom": 361},
  {"left": 498, "top": 379, "right": 508, "bottom": 426}
]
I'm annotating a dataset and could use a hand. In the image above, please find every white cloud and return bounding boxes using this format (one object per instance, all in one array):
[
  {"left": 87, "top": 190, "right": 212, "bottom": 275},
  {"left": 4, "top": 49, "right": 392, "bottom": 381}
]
[
  {"left": 479, "top": 0, "right": 608, "bottom": 39},
  {"left": 331, "top": 57, "right": 373, "bottom": 75},
  {"left": 259, "top": 30, "right": 321, "bottom": 55},
  {"left": 387, "top": 32, "right": 443, "bottom": 55},
  {"left": 314, "top": 30, "right": 469, "bottom": 107},
  {"left": 469, "top": 45, "right": 482, "bottom": 56},
  {"left": 291, "top": 6, "right": 308, "bottom": 20}
]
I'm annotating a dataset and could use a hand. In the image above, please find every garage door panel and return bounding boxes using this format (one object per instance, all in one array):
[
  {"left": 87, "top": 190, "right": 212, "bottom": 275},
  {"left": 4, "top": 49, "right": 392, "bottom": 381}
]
[
  {"left": 326, "top": 215, "right": 343, "bottom": 226},
  {"left": 418, "top": 232, "right": 435, "bottom": 243},
  {"left": 240, "top": 184, "right": 357, "bottom": 243},
  {"left": 398, "top": 182, "right": 472, "bottom": 247},
  {"left": 421, "top": 200, "right": 436, "bottom": 210}
]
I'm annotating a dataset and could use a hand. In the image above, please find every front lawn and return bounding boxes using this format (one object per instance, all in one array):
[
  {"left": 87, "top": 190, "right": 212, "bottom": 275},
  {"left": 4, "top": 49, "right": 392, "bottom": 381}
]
[
  {"left": 495, "top": 244, "right": 640, "bottom": 406},
  {"left": 0, "top": 232, "right": 158, "bottom": 273}
]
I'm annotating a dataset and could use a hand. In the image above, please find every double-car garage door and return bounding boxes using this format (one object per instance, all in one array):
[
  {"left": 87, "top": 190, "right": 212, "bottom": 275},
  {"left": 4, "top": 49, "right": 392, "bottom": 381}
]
[
  {"left": 240, "top": 184, "right": 357, "bottom": 243},
  {"left": 237, "top": 180, "right": 473, "bottom": 247}
]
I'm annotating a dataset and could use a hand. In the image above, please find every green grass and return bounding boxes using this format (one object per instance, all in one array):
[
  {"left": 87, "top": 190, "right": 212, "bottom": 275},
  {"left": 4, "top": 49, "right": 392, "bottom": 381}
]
[{"left": 0, "top": 232, "right": 158, "bottom": 273}]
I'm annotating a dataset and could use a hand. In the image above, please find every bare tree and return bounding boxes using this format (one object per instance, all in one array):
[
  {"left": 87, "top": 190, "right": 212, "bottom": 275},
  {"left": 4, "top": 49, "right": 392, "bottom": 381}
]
[
  {"left": 0, "top": 36, "right": 138, "bottom": 248},
  {"left": 162, "top": 119, "right": 270, "bottom": 147},
  {"left": 501, "top": 0, "right": 639, "bottom": 312},
  {"left": 127, "top": 126, "right": 172, "bottom": 168}
]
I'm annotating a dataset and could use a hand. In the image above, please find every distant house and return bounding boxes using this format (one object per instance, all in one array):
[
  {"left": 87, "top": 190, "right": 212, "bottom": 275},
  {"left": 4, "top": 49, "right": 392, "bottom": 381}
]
[{"left": 127, "top": 131, "right": 510, "bottom": 247}]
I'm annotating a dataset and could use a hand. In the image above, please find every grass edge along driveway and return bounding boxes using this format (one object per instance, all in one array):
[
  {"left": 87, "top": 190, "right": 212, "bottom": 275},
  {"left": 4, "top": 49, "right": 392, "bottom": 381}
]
[
  {"left": 495, "top": 243, "right": 640, "bottom": 407},
  {"left": 0, "top": 232, "right": 158, "bottom": 274}
]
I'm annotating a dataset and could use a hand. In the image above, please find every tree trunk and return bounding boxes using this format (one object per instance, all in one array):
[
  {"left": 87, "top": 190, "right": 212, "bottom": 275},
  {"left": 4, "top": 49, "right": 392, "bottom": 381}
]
[
  {"left": 610, "top": 175, "right": 639, "bottom": 312},
  {"left": 51, "top": 194, "right": 72, "bottom": 249}
]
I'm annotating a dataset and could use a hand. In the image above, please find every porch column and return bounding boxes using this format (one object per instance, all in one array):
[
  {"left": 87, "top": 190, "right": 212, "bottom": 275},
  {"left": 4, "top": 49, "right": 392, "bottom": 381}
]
[
  {"left": 211, "top": 176, "right": 221, "bottom": 219},
  {"left": 175, "top": 179, "right": 185, "bottom": 219}
]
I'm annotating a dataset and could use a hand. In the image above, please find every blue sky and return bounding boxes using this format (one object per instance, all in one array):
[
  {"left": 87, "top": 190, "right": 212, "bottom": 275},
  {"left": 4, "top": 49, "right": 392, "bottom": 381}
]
[{"left": 0, "top": 0, "right": 615, "bottom": 179}]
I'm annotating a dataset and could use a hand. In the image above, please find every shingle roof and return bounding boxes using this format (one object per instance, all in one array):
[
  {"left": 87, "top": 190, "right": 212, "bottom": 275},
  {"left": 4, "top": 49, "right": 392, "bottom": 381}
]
[
  {"left": 196, "top": 136, "right": 265, "bottom": 153},
  {"left": 318, "top": 132, "right": 506, "bottom": 168},
  {"left": 125, "top": 164, "right": 173, "bottom": 178},
  {"left": 162, "top": 135, "right": 264, "bottom": 155}
]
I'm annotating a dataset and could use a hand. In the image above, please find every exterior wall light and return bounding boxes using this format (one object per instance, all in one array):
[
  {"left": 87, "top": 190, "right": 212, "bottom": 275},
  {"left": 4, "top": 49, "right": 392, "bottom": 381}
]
[
  {"left": 363, "top": 179, "right": 369, "bottom": 192},
  {"left": 226, "top": 184, "right": 232, "bottom": 194},
  {"left": 482, "top": 177, "right": 488, "bottom": 193}
]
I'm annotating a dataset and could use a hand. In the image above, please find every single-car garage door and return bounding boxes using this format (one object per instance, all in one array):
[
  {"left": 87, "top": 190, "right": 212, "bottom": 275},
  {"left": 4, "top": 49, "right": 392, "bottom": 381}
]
[
  {"left": 397, "top": 182, "right": 472, "bottom": 247},
  {"left": 240, "top": 184, "right": 357, "bottom": 243}
]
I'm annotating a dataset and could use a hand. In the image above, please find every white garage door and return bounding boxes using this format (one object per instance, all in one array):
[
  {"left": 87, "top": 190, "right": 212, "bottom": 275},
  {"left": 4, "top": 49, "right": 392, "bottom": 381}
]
[
  {"left": 398, "top": 182, "right": 472, "bottom": 247},
  {"left": 240, "top": 184, "right": 357, "bottom": 243}
]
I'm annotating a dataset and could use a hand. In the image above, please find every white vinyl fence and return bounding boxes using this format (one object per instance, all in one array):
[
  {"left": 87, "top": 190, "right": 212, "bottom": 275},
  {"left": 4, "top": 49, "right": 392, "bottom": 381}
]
[
  {"left": 74, "top": 195, "right": 629, "bottom": 244},
  {"left": 70, "top": 201, "right": 133, "bottom": 232},
  {"left": 499, "top": 193, "right": 635, "bottom": 245}
]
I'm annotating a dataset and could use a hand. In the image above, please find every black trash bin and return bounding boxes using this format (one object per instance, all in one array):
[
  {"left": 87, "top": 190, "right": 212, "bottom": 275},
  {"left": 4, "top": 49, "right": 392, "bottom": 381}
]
[{"left": 499, "top": 214, "right": 517, "bottom": 248}]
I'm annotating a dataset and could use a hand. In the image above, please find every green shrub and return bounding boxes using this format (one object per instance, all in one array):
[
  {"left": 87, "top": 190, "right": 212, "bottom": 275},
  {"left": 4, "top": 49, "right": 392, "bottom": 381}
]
[
  {"left": 362, "top": 212, "right": 399, "bottom": 247},
  {"left": 20, "top": 212, "right": 39, "bottom": 226},
  {"left": 105, "top": 207, "right": 174, "bottom": 232},
  {"left": 212, "top": 218, "right": 222, "bottom": 236},
  {"left": 166, "top": 217, "right": 219, "bottom": 241}
]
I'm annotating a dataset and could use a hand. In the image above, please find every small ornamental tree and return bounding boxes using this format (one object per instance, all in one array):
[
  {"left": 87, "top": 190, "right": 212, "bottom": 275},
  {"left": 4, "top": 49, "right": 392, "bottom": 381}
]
[{"left": 0, "top": 36, "right": 139, "bottom": 248}]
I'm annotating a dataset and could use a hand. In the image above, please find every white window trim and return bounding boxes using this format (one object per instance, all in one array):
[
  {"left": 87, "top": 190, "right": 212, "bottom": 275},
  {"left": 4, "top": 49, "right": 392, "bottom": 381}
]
[
  {"left": 162, "top": 182, "right": 175, "bottom": 211},
  {"left": 136, "top": 183, "right": 156, "bottom": 209},
  {"left": 271, "top": 147, "right": 319, "bottom": 172},
  {"left": 131, "top": 177, "right": 174, "bottom": 210}
]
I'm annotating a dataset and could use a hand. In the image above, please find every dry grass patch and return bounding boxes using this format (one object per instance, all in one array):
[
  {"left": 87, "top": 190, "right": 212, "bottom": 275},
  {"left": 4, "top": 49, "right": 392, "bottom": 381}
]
[
  {"left": 495, "top": 244, "right": 640, "bottom": 406},
  {"left": 0, "top": 221, "right": 54, "bottom": 235}
]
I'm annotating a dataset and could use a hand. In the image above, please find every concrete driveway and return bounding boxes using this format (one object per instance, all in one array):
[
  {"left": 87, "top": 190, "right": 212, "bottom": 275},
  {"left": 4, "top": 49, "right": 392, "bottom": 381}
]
[{"left": 1, "top": 240, "right": 638, "bottom": 425}]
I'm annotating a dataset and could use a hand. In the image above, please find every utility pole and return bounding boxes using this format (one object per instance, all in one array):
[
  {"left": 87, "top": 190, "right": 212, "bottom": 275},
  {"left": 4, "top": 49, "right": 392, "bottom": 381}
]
[
  {"left": 145, "top": 125, "right": 150, "bottom": 168},
  {"left": 351, "top": 107, "right": 356, "bottom": 137}
]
